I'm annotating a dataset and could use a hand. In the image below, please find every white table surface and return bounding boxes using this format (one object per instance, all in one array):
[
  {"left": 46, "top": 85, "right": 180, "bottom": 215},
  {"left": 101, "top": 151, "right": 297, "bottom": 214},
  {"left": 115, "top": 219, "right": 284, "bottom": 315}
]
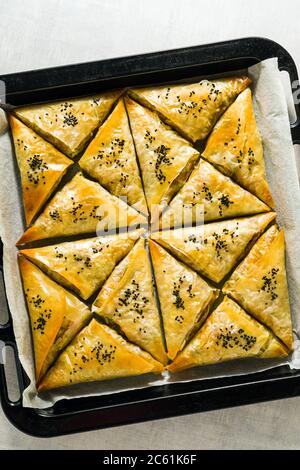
[{"left": 0, "top": 0, "right": 300, "bottom": 450}]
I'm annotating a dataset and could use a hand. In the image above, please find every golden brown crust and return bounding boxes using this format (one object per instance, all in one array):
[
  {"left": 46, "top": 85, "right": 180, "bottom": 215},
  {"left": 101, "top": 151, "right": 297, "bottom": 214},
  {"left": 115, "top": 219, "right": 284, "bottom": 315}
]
[
  {"left": 79, "top": 99, "right": 148, "bottom": 214},
  {"left": 40, "top": 291, "right": 91, "bottom": 379},
  {"left": 20, "top": 229, "right": 143, "bottom": 300},
  {"left": 161, "top": 158, "right": 269, "bottom": 229},
  {"left": 15, "top": 90, "right": 122, "bottom": 158},
  {"left": 129, "top": 77, "right": 250, "bottom": 142},
  {"left": 18, "top": 255, "right": 64, "bottom": 381},
  {"left": 168, "top": 296, "right": 284, "bottom": 373},
  {"left": 152, "top": 212, "right": 276, "bottom": 283},
  {"left": 38, "top": 319, "right": 163, "bottom": 391},
  {"left": 125, "top": 97, "right": 199, "bottom": 215},
  {"left": 13, "top": 74, "right": 292, "bottom": 387},
  {"left": 223, "top": 226, "right": 293, "bottom": 350},
  {"left": 202, "top": 88, "right": 274, "bottom": 207},
  {"left": 260, "top": 337, "right": 289, "bottom": 358},
  {"left": 149, "top": 240, "right": 218, "bottom": 360},
  {"left": 18, "top": 256, "right": 91, "bottom": 383},
  {"left": 93, "top": 239, "right": 168, "bottom": 364},
  {"left": 10, "top": 115, "right": 72, "bottom": 225},
  {"left": 17, "top": 172, "right": 147, "bottom": 245}
]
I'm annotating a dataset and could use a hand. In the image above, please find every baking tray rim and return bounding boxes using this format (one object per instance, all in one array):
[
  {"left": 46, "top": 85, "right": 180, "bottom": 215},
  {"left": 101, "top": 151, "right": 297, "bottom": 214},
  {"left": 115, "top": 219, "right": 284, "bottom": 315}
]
[{"left": 0, "top": 35, "right": 300, "bottom": 437}]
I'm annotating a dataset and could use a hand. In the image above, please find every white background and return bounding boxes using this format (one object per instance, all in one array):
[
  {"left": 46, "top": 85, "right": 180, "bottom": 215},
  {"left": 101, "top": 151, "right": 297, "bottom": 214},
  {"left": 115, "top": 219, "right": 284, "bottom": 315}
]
[{"left": 0, "top": 0, "right": 300, "bottom": 450}]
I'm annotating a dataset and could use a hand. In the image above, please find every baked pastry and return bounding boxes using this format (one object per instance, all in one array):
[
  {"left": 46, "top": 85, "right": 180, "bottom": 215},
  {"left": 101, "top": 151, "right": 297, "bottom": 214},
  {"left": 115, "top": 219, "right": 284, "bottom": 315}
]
[
  {"left": 38, "top": 319, "right": 163, "bottom": 391},
  {"left": 149, "top": 240, "right": 218, "bottom": 360},
  {"left": 125, "top": 97, "right": 199, "bottom": 216},
  {"left": 79, "top": 99, "right": 147, "bottom": 215},
  {"left": 15, "top": 90, "right": 122, "bottom": 158},
  {"left": 202, "top": 88, "right": 274, "bottom": 207},
  {"left": 40, "top": 292, "right": 91, "bottom": 379},
  {"left": 17, "top": 172, "right": 146, "bottom": 245},
  {"left": 129, "top": 77, "right": 250, "bottom": 142},
  {"left": 18, "top": 256, "right": 92, "bottom": 382},
  {"left": 161, "top": 158, "right": 269, "bottom": 229},
  {"left": 20, "top": 229, "right": 143, "bottom": 300},
  {"left": 223, "top": 225, "right": 293, "bottom": 350},
  {"left": 152, "top": 212, "right": 276, "bottom": 283},
  {"left": 93, "top": 238, "right": 168, "bottom": 364},
  {"left": 168, "top": 296, "right": 288, "bottom": 373},
  {"left": 10, "top": 115, "right": 72, "bottom": 225},
  {"left": 12, "top": 71, "right": 293, "bottom": 388}
]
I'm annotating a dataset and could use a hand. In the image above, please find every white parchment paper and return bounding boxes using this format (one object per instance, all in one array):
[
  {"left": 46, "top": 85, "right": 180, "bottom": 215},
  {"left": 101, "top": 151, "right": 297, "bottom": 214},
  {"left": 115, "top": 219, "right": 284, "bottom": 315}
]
[{"left": 1, "top": 58, "right": 300, "bottom": 409}]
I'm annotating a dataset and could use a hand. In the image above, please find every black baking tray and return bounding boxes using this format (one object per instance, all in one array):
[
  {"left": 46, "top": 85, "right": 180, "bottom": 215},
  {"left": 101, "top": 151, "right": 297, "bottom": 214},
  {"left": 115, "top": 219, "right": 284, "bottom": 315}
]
[{"left": 1, "top": 37, "right": 300, "bottom": 437}]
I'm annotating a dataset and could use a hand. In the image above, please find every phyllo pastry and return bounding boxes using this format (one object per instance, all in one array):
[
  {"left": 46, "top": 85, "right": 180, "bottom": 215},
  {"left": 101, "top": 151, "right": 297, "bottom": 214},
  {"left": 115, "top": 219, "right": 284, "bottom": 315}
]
[
  {"left": 224, "top": 225, "right": 293, "bottom": 350},
  {"left": 93, "top": 239, "right": 168, "bottom": 364},
  {"left": 125, "top": 97, "right": 199, "bottom": 215},
  {"left": 38, "top": 319, "right": 163, "bottom": 391},
  {"left": 129, "top": 76, "right": 250, "bottom": 142},
  {"left": 18, "top": 256, "right": 92, "bottom": 383},
  {"left": 10, "top": 115, "right": 72, "bottom": 225},
  {"left": 161, "top": 158, "right": 269, "bottom": 229},
  {"left": 20, "top": 229, "right": 143, "bottom": 300},
  {"left": 17, "top": 172, "right": 146, "bottom": 245},
  {"left": 79, "top": 99, "right": 147, "bottom": 214},
  {"left": 152, "top": 212, "right": 276, "bottom": 283},
  {"left": 168, "top": 296, "right": 288, "bottom": 373},
  {"left": 149, "top": 240, "right": 218, "bottom": 360},
  {"left": 15, "top": 90, "right": 122, "bottom": 158},
  {"left": 202, "top": 88, "right": 274, "bottom": 207}
]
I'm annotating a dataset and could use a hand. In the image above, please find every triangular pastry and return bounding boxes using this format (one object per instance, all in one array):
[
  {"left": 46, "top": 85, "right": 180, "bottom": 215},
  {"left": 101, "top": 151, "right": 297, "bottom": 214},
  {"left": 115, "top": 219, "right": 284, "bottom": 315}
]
[
  {"left": 17, "top": 172, "right": 146, "bottom": 245},
  {"left": 168, "top": 296, "right": 288, "bottom": 373},
  {"left": 125, "top": 97, "right": 199, "bottom": 215},
  {"left": 149, "top": 240, "right": 218, "bottom": 360},
  {"left": 20, "top": 229, "right": 143, "bottom": 300},
  {"left": 260, "top": 337, "right": 289, "bottom": 359},
  {"left": 223, "top": 225, "right": 293, "bottom": 349},
  {"left": 151, "top": 212, "right": 276, "bottom": 283},
  {"left": 18, "top": 256, "right": 91, "bottom": 382},
  {"left": 129, "top": 76, "right": 250, "bottom": 142},
  {"left": 38, "top": 319, "right": 163, "bottom": 391},
  {"left": 10, "top": 115, "right": 73, "bottom": 225},
  {"left": 79, "top": 99, "right": 147, "bottom": 214},
  {"left": 161, "top": 158, "right": 269, "bottom": 229},
  {"left": 15, "top": 90, "right": 122, "bottom": 158},
  {"left": 202, "top": 88, "right": 274, "bottom": 207},
  {"left": 93, "top": 239, "right": 168, "bottom": 364},
  {"left": 40, "top": 291, "right": 92, "bottom": 379}
]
